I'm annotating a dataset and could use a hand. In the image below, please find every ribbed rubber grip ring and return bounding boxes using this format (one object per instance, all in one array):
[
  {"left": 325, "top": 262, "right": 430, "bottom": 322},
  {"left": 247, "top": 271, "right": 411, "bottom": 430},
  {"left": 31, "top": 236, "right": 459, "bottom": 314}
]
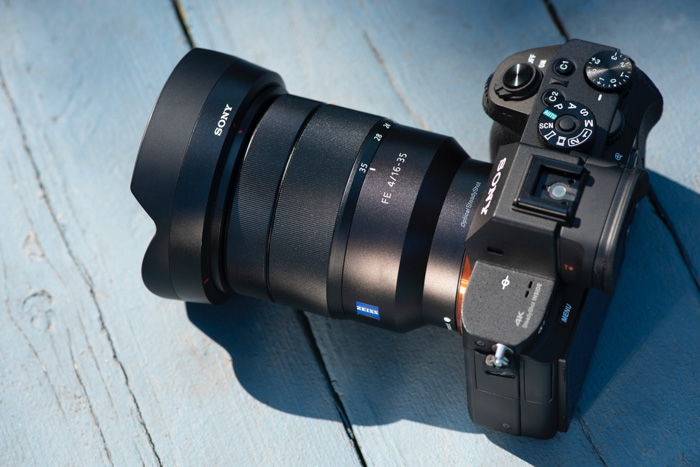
[
  {"left": 268, "top": 105, "right": 380, "bottom": 313},
  {"left": 226, "top": 94, "right": 321, "bottom": 299}
]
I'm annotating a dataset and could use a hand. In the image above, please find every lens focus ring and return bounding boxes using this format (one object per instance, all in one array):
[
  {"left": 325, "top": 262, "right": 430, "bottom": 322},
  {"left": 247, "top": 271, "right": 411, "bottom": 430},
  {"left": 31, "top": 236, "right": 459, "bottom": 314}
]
[
  {"left": 226, "top": 95, "right": 321, "bottom": 299},
  {"left": 268, "top": 105, "right": 380, "bottom": 313}
]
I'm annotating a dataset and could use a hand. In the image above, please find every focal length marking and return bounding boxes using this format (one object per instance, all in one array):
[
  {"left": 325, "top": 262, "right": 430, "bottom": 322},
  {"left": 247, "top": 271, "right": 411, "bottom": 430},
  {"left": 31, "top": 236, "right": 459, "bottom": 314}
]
[
  {"left": 326, "top": 119, "right": 393, "bottom": 316},
  {"left": 381, "top": 152, "right": 408, "bottom": 205}
]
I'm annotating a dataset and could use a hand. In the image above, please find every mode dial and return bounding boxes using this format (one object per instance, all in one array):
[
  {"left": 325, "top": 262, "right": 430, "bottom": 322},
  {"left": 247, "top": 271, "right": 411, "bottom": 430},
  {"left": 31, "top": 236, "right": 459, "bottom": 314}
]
[
  {"left": 538, "top": 101, "right": 596, "bottom": 150},
  {"left": 585, "top": 50, "right": 633, "bottom": 92}
]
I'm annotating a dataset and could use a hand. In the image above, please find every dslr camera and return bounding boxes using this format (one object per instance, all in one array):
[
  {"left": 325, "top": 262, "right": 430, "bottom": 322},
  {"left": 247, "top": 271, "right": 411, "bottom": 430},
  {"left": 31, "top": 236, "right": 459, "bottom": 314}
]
[{"left": 132, "top": 39, "right": 662, "bottom": 438}]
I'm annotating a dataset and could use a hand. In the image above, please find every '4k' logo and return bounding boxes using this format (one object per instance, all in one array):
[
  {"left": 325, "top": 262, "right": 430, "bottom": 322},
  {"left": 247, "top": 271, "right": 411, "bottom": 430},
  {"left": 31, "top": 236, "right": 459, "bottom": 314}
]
[{"left": 515, "top": 311, "right": 524, "bottom": 327}]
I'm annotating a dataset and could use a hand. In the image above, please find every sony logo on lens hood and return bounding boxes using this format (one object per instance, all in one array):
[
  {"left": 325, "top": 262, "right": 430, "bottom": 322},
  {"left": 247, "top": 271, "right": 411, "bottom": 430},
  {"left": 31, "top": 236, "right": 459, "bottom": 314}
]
[{"left": 214, "top": 103, "right": 233, "bottom": 136}]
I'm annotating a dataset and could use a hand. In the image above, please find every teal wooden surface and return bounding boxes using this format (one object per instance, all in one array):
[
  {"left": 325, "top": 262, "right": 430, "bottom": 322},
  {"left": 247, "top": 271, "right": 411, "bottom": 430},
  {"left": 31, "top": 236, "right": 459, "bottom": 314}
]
[
  {"left": 0, "top": 1, "right": 359, "bottom": 465},
  {"left": 1, "top": 1, "right": 699, "bottom": 466}
]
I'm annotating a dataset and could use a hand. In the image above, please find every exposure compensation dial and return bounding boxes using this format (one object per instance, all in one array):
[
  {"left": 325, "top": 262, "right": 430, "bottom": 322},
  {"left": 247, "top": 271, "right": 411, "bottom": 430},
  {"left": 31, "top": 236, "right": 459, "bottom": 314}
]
[{"left": 585, "top": 50, "right": 633, "bottom": 92}]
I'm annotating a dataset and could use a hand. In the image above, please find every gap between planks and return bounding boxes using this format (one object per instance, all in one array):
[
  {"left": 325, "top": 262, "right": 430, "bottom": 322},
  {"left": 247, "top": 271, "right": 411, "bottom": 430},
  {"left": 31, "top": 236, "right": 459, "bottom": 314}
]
[{"left": 0, "top": 68, "right": 164, "bottom": 467}]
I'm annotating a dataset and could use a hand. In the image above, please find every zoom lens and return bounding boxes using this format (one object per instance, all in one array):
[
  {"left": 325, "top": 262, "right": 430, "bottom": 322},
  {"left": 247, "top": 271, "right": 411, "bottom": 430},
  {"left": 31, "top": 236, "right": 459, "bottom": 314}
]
[{"left": 132, "top": 48, "right": 490, "bottom": 331}]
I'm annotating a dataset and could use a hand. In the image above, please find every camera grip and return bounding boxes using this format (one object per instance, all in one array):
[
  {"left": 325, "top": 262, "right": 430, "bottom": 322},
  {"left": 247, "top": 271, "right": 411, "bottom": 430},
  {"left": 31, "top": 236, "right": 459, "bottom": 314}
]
[{"left": 465, "top": 346, "right": 557, "bottom": 438}]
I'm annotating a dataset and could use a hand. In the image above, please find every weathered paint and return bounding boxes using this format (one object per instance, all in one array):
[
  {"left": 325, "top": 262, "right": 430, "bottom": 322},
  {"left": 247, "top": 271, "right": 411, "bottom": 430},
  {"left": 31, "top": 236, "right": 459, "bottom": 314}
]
[{"left": 1, "top": 0, "right": 698, "bottom": 465}]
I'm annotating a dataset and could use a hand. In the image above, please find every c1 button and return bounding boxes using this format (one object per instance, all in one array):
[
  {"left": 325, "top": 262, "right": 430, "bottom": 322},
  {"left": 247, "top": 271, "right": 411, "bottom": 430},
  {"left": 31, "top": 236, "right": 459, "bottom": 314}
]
[{"left": 553, "top": 58, "right": 574, "bottom": 76}]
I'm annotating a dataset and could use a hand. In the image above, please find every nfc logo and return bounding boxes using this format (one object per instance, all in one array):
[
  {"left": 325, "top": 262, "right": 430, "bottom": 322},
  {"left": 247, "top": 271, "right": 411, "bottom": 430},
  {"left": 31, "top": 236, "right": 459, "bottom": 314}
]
[{"left": 355, "top": 301, "right": 380, "bottom": 320}]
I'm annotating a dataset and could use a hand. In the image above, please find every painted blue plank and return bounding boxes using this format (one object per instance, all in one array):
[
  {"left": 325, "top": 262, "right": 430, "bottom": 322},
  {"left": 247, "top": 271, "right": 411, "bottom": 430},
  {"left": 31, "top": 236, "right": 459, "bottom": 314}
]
[
  {"left": 181, "top": 0, "right": 700, "bottom": 465},
  {"left": 578, "top": 203, "right": 700, "bottom": 466},
  {"left": 0, "top": 0, "right": 361, "bottom": 465},
  {"left": 2, "top": 0, "right": 695, "bottom": 464}
]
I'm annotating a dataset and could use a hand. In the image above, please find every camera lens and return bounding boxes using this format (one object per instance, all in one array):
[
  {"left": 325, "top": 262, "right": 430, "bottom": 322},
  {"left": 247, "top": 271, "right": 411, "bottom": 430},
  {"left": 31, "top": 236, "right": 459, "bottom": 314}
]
[{"left": 132, "top": 48, "right": 490, "bottom": 331}]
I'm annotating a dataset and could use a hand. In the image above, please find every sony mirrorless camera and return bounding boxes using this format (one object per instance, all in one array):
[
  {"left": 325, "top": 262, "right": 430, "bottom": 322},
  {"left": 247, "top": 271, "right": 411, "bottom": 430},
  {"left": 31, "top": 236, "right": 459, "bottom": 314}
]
[{"left": 131, "top": 39, "right": 662, "bottom": 438}]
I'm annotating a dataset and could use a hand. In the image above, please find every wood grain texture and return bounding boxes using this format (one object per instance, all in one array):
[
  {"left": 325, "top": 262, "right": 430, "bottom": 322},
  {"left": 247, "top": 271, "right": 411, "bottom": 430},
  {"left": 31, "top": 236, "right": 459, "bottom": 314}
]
[
  {"left": 180, "top": 0, "right": 700, "bottom": 465},
  {"left": 554, "top": 0, "right": 700, "bottom": 283},
  {"left": 1, "top": 0, "right": 698, "bottom": 465},
  {"left": 0, "top": 1, "right": 361, "bottom": 465}
]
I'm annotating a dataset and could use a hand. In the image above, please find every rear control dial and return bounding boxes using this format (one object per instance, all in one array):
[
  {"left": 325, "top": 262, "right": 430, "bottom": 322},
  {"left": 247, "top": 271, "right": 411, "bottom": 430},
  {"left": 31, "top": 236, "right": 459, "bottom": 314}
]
[
  {"left": 585, "top": 50, "right": 633, "bottom": 91},
  {"left": 538, "top": 101, "right": 596, "bottom": 150}
]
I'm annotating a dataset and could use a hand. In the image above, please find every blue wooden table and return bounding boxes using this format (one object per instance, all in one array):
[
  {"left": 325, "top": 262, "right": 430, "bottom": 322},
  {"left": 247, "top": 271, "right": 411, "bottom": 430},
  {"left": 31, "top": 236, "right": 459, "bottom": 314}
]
[{"left": 1, "top": 1, "right": 699, "bottom": 465}]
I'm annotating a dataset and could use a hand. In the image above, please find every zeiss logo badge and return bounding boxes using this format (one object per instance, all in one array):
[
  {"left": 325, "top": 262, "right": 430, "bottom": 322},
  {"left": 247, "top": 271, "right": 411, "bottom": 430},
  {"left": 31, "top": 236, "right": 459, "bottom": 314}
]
[{"left": 355, "top": 301, "right": 380, "bottom": 320}]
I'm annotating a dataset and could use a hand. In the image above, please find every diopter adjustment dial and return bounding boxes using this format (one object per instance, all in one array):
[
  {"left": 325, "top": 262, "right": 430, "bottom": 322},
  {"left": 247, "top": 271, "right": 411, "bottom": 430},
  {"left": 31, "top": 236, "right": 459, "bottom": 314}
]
[
  {"left": 538, "top": 101, "right": 596, "bottom": 150},
  {"left": 585, "top": 50, "right": 634, "bottom": 92}
]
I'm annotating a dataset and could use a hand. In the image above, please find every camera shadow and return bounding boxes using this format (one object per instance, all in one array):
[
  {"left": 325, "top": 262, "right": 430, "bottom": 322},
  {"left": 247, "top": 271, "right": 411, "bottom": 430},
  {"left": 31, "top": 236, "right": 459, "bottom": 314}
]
[
  {"left": 574, "top": 172, "right": 700, "bottom": 412},
  {"left": 187, "top": 172, "right": 699, "bottom": 462},
  {"left": 186, "top": 296, "right": 476, "bottom": 432}
]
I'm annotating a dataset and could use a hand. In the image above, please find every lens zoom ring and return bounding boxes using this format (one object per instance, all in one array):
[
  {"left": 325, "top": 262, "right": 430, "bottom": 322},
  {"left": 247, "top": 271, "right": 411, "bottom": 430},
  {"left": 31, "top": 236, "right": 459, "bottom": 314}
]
[
  {"left": 226, "top": 94, "right": 321, "bottom": 298},
  {"left": 268, "top": 105, "right": 380, "bottom": 313}
]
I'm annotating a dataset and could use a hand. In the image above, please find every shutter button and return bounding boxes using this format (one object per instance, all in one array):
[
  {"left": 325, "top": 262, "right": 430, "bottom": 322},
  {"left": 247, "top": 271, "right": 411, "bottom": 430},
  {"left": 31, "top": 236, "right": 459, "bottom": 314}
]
[{"left": 500, "top": 63, "right": 540, "bottom": 99}]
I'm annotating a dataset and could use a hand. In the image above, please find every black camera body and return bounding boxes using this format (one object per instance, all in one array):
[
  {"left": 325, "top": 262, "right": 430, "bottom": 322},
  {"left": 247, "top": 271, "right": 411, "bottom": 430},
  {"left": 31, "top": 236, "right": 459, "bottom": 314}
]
[
  {"left": 461, "top": 39, "right": 661, "bottom": 437},
  {"left": 131, "top": 39, "right": 661, "bottom": 439}
]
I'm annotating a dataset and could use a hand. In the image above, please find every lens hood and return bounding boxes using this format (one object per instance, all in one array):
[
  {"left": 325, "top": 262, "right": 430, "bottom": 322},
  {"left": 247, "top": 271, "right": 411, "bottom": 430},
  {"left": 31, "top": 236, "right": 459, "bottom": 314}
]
[{"left": 131, "top": 48, "right": 284, "bottom": 302}]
